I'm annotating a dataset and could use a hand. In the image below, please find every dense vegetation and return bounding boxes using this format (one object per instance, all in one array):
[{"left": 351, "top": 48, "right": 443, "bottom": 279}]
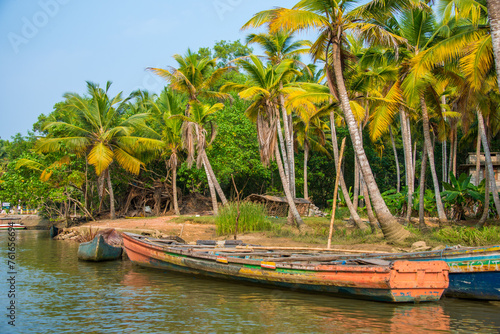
[{"left": 2, "top": 0, "right": 500, "bottom": 243}]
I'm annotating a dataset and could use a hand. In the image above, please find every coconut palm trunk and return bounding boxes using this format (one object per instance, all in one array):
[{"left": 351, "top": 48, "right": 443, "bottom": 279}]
[
  {"left": 420, "top": 97, "right": 447, "bottom": 224},
  {"left": 418, "top": 142, "right": 428, "bottom": 230},
  {"left": 476, "top": 132, "right": 482, "bottom": 186},
  {"left": 400, "top": 108, "right": 414, "bottom": 221},
  {"left": 329, "top": 112, "right": 368, "bottom": 230},
  {"left": 477, "top": 170, "right": 490, "bottom": 227},
  {"left": 477, "top": 109, "right": 500, "bottom": 215},
  {"left": 168, "top": 157, "right": 181, "bottom": 215},
  {"left": 487, "top": 0, "right": 500, "bottom": 90},
  {"left": 106, "top": 168, "right": 116, "bottom": 219},
  {"left": 279, "top": 86, "right": 295, "bottom": 196},
  {"left": 274, "top": 142, "right": 306, "bottom": 229},
  {"left": 203, "top": 161, "right": 218, "bottom": 215},
  {"left": 304, "top": 141, "right": 309, "bottom": 200},
  {"left": 201, "top": 151, "right": 228, "bottom": 206},
  {"left": 330, "top": 43, "right": 409, "bottom": 242},
  {"left": 389, "top": 126, "right": 400, "bottom": 193},
  {"left": 276, "top": 111, "right": 290, "bottom": 180}
]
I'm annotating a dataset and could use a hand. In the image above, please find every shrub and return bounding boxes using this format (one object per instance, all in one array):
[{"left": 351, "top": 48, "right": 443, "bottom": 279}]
[
  {"left": 434, "top": 226, "right": 500, "bottom": 246},
  {"left": 215, "top": 202, "right": 272, "bottom": 235}
]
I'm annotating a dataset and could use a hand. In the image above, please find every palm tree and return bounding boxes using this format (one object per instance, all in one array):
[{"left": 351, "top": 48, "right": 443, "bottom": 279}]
[
  {"left": 293, "top": 105, "right": 330, "bottom": 200},
  {"left": 398, "top": 8, "right": 451, "bottom": 224},
  {"left": 134, "top": 88, "right": 185, "bottom": 215},
  {"left": 173, "top": 101, "right": 226, "bottom": 215},
  {"left": 221, "top": 55, "right": 307, "bottom": 229},
  {"left": 245, "top": 31, "right": 312, "bottom": 202},
  {"left": 410, "top": 0, "right": 500, "bottom": 215},
  {"left": 487, "top": 0, "right": 500, "bottom": 89},
  {"left": 243, "top": 0, "right": 411, "bottom": 242},
  {"left": 148, "top": 50, "right": 230, "bottom": 206},
  {"left": 286, "top": 81, "right": 369, "bottom": 231},
  {"left": 36, "top": 81, "right": 149, "bottom": 219}
]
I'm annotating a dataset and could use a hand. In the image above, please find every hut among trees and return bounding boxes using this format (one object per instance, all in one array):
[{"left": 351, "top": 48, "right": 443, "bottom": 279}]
[
  {"left": 245, "top": 194, "right": 311, "bottom": 217},
  {"left": 461, "top": 152, "right": 500, "bottom": 187}
]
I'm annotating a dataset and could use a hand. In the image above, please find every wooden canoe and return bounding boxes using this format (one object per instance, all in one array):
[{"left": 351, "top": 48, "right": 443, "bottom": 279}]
[
  {"left": 263, "top": 244, "right": 500, "bottom": 300},
  {"left": 77, "top": 234, "right": 122, "bottom": 262},
  {"left": 121, "top": 232, "right": 449, "bottom": 303}
]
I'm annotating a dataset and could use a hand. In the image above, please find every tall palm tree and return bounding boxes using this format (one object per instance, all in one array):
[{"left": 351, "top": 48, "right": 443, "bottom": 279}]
[
  {"left": 221, "top": 55, "right": 307, "bottom": 229},
  {"left": 36, "top": 81, "right": 150, "bottom": 219},
  {"left": 293, "top": 104, "right": 330, "bottom": 200},
  {"left": 411, "top": 0, "right": 500, "bottom": 215},
  {"left": 245, "top": 31, "right": 312, "bottom": 202},
  {"left": 243, "top": 0, "right": 411, "bottom": 242},
  {"left": 486, "top": 0, "right": 500, "bottom": 89},
  {"left": 148, "top": 50, "right": 230, "bottom": 206},
  {"left": 397, "top": 8, "right": 449, "bottom": 224},
  {"left": 133, "top": 88, "right": 185, "bottom": 215},
  {"left": 286, "top": 81, "right": 369, "bottom": 231}
]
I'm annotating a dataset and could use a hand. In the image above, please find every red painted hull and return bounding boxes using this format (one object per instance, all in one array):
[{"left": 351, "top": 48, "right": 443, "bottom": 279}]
[{"left": 121, "top": 232, "right": 449, "bottom": 303}]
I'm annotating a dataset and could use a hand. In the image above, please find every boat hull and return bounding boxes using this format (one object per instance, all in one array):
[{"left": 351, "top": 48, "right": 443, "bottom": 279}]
[
  {"left": 0, "top": 224, "right": 26, "bottom": 230},
  {"left": 367, "top": 245, "right": 500, "bottom": 300},
  {"left": 78, "top": 235, "right": 122, "bottom": 262},
  {"left": 121, "top": 233, "right": 449, "bottom": 303}
]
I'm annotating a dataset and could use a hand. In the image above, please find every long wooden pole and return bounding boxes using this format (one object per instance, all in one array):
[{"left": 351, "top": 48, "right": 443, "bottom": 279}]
[{"left": 328, "top": 138, "right": 346, "bottom": 249}]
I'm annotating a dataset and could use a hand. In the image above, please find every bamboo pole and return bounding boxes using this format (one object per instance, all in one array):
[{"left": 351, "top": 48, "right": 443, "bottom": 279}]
[{"left": 328, "top": 138, "right": 346, "bottom": 249}]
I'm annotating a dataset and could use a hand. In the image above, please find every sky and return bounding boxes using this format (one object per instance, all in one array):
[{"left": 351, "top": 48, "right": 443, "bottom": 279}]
[{"left": 0, "top": 0, "right": 314, "bottom": 140}]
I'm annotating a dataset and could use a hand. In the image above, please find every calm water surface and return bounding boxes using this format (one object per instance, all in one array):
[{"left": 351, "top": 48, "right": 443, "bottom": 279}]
[{"left": 1, "top": 231, "right": 500, "bottom": 333}]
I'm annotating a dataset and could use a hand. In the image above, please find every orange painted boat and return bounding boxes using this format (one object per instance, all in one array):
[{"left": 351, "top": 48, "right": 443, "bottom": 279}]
[{"left": 121, "top": 232, "right": 449, "bottom": 303}]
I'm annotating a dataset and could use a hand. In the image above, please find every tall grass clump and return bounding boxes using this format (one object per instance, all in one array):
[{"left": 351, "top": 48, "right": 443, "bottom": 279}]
[
  {"left": 434, "top": 226, "right": 500, "bottom": 246},
  {"left": 216, "top": 202, "right": 271, "bottom": 235}
]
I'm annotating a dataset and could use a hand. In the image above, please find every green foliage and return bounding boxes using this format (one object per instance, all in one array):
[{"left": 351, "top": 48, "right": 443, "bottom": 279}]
[
  {"left": 197, "top": 40, "right": 253, "bottom": 68},
  {"left": 441, "top": 173, "right": 483, "bottom": 221},
  {"left": 205, "top": 96, "right": 271, "bottom": 195},
  {"left": 434, "top": 226, "right": 500, "bottom": 246},
  {"left": 215, "top": 202, "right": 272, "bottom": 235}
]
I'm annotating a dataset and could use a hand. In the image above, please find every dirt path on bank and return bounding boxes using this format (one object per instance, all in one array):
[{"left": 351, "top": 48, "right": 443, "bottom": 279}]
[{"left": 76, "top": 215, "right": 395, "bottom": 252}]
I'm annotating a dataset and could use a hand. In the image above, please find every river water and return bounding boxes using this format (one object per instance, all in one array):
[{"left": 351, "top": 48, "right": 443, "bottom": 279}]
[{"left": 1, "top": 231, "right": 500, "bottom": 334}]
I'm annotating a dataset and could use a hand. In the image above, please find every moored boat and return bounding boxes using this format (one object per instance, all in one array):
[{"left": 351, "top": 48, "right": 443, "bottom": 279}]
[
  {"left": 49, "top": 225, "right": 59, "bottom": 238},
  {"left": 78, "top": 234, "right": 123, "bottom": 262},
  {"left": 0, "top": 224, "right": 26, "bottom": 230},
  {"left": 0, "top": 217, "right": 25, "bottom": 230},
  {"left": 121, "top": 232, "right": 449, "bottom": 303},
  {"left": 374, "top": 245, "right": 500, "bottom": 300}
]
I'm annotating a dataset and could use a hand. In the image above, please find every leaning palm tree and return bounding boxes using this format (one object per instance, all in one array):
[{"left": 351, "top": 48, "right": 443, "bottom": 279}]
[
  {"left": 242, "top": 0, "right": 412, "bottom": 242},
  {"left": 36, "top": 81, "right": 150, "bottom": 219},
  {"left": 221, "top": 55, "right": 307, "bottom": 229},
  {"left": 148, "top": 50, "right": 230, "bottom": 206}
]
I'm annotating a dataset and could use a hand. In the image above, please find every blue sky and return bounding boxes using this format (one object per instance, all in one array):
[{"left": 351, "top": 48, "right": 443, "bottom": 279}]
[{"left": 0, "top": 0, "right": 314, "bottom": 140}]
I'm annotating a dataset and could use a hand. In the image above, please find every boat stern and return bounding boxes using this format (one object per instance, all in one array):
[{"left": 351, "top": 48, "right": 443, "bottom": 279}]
[{"left": 389, "top": 260, "right": 449, "bottom": 302}]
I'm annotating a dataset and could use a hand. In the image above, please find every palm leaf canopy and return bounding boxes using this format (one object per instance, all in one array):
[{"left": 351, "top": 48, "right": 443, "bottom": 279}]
[{"left": 37, "top": 81, "right": 147, "bottom": 176}]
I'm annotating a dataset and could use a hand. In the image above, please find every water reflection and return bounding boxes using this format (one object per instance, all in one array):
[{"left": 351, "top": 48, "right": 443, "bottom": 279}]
[{"left": 1, "top": 231, "right": 499, "bottom": 333}]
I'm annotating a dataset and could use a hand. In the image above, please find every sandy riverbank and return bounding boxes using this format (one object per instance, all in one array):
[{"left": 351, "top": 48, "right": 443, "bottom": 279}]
[{"left": 59, "top": 215, "right": 397, "bottom": 252}]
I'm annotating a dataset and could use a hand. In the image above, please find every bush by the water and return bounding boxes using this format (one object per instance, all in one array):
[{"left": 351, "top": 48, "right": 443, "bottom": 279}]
[
  {"left": 434, "top": 226, "right": 500, "bottom": 246},
  {"left": 216, "top": 202, "right": 272, "bottom": 235}
]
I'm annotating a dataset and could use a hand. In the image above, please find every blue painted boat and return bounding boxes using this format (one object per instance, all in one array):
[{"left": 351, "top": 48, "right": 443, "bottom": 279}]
[
  {"left": 369, "top": 245, "right": 500, "bottom": 300},
  {"left": 77, "top": 234, "right": 122, "bottom": 262}
]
